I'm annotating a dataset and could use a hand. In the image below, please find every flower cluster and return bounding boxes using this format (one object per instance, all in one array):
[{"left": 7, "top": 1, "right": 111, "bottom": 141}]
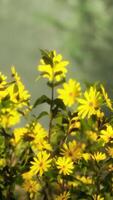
[{"left": 0, "top": 50, "right": 113, "bottom": 200}]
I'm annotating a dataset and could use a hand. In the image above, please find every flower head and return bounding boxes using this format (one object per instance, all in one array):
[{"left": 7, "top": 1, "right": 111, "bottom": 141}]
[
  {"left": 100, "top": 124, "right": 113, "bottom": 143},
  {"left": 106, "top": 147, "right": 113, "bottom": 158},
  {"left": 56, "top": 156, "right": 74, "bottom": 175},
  {"left": 23, "top": 179, "right": 41, "bottom": 199},
  {"left": 78, "top": 86, "right": 101, "bottom": 118},
  {"left": 55, "top": 191, "right": 70, "bottom": 200},
  {"left": 91, "top": 152, "right": 106, "bottom": 162},
  {"left": 30, "top": 151, "right": 52, "bottom": 176},
  {"left": 61, "top": 140, "right": 85, "bottom": 161},
  {"left": 57, "top": 79, "right": 81, "bottom": 107}
]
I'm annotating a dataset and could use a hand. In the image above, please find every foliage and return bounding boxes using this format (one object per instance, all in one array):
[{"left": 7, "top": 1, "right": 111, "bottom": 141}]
[{"left": 0, "top": 50, "right": 113, "bottom": 200}]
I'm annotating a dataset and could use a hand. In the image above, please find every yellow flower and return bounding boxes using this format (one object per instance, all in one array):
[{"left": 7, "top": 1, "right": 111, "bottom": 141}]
[
  {"left": 0, "top": 72, "right": 7, "bottom": 87},
  {"left": 57, "top": 79, "right": 81, "bottom": 107},
  {"left": 100, "top": 84, "right": 113, "bottom": 110},
  {"left": 93, "top": 195, "right": 104, "bottom": 200},
  {"left": 31, "top": 123, "right": 52, "bottom": 152},
  {"left": 30, "top": 151, "right": 52, "bottom": 176},
  {"left": 82, "top": 153, "right": 91, "bottom": 161},
  {"left": 38, "top": 50, "right": 69, "bottom": 82},
  {"left": 91, "top": 152, "right": 106, "bottom": 162},
  {"left": 100, "top": 124, "right": 113, "bottom": 143},
  {"left": 8, "top": 66, "right": 30, "bottom": 107},
  {"left": 56, "top": 157, "right": 74, "bottom": 175},
  {"left": 13, "top": 127, "right": 28, "bottom": 144},
  {"left": 76, "top": 175, "right": 92, "bottom": 184},
  {"left": 55, "top": 191, "right": 70, "bottom": 200},
  {"left": 31, "top": 140, "right": 52, "bottom": 153},
  {"left": 23, "top": 179, "right": 41, "bottom": 199},
  {"left": 22, "top": 171, "right": 33, "bottom": 180},
  {"left": 0, "top": 110, "right": 20, "bottom": 128},
  {"left": 106, "top": 147, "right": 113, "bottom": 158},
  {"left": 85, "top": 131, "right": 98, "bottom": 141},
  {"left": 78, "top": 86, "right": 101, "bottom": 118},
  {"left": 61, "top": 140, "right": 85, "bottom": 161}
]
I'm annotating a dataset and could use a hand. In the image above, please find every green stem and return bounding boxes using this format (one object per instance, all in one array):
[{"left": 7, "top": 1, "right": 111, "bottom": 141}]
[{"left": 48, "top": 82, "right": 54, "bottom": 142}]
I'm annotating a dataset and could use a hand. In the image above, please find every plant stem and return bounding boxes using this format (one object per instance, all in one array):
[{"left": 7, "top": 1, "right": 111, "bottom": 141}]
[{"left": 48, "top": 82, "right": 54, "bottom": 142}]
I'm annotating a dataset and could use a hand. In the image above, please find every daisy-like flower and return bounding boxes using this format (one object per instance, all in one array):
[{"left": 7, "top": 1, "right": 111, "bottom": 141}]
[
  {"left": 38, "top": 50, "right": 69, "bottom": 82},
  {"left": 106, "top": 147, "right": 113, "bottom": 158},
  {"left": 100, "top": 84, "right": 113, "bottom": 111},
  {"left": 23, "top": 179, "right": 41, "bottom": 199},
  {"left": 78, "top": 86, "right": 102, "bottom": 118},
  {"left": 61, "top": 140, "right": 85, "bottom": 161},
  {"left": 56, "top": 156, "right": 74, "bottom": 175},
  {"left": 91, "top": 152, "right": 106, "bottom": 162},
  {"left": 55, "top": 191, "right": 70, "bottom": 200},
  {"left": 100, "top": 124, "right": 113, "bottom": 143},
  {"left": 57, "top": 79, "right": 81, "bottom": 107},
  {"left": 30, "top": 151, "right": 52, "bottom": 176}
]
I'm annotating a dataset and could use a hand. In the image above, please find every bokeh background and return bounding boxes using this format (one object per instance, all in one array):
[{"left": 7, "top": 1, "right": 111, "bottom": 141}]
[{"left": 1, "top": 0, "right": 113, "bottom": 102}]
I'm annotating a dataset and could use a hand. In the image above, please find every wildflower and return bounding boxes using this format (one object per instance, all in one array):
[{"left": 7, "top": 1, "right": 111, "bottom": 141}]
[
  {"left": 76, "top": 175, "right": 93, "bottom": 184},
  {"left": 100, "top": 124, "right": 113, "bottom": 143},
  {"left": 78, "top": 86, "right": 102, "bottom": 118},
  {"left": 55, "top": 191, "right": 70, "bottom": 200},
  {"left": 8, "top": 66, "right": 30, "bottom": 107},
  {"left": 0, "top": 72, "right": 7, "bottom": 87},
  {"left": 31, "top": 123, "right": 52, "bottom": 152},
  {"left": 0, "top": 110, "right": 20, "bottom": 128},
  {"left": 93, "top": 194, "right": 104, "bottom": 200},
  {"left": 38, "top": 50, "right": 69, "bottom": 82},
  {"left": 23, "top": 179, "right": 41, "bottom": 199},
  {"left": 100, "top": 84, "right": 113, "bottom": 110},
  {"left": 13, "top": 127, "right": 28, "bottom": 144},
  {"left": 22, "top": 171, "right": 33, "bottom": 180},
  {"left": 82, "top": 153, "right": 91, "bottom": 161},
  {"left": 85, "top": 131, "right": 98, "bottom": 142},
  {"left": 61, "top": 140, "right": 85, "bottom": 161},
  {"left": 56, "top": 157, "right": 74, "bottom": 175},
  {"left": 30, "top": 151, "right": 52, "bottom": 176},
  {"left": 106, "top": 147, "right": 113, "bottom": 158},
  {"left": 91, "top": 152, "right": 106, "bottom": 162},
  {"left": 57, "top": 79, "right": 81, "bottom": 107}
]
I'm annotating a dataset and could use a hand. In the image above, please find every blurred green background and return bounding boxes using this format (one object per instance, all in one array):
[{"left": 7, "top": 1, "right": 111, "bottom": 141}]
[{"left": 1, "top": 0, "right": 113, "bottom": 102}]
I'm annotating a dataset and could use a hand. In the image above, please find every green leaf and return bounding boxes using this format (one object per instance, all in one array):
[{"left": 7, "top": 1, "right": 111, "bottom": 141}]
[
  {"left": 53, "top": 98, "right": 66, "bottom": 110},
  {"left": 33, "top": 95, "right": 51, "bottom": 108},
  {"left": 36, "top": 111, "right": 49, "bottom": 120}
]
